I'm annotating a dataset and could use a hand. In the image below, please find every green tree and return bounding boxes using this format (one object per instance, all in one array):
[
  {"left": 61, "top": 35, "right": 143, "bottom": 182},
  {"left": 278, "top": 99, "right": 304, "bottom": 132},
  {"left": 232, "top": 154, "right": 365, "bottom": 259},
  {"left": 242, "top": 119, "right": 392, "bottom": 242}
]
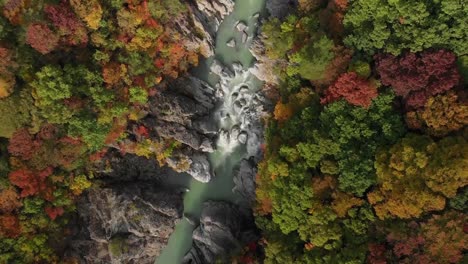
[
  {"left": 0, "top": 89, "right": 38, "bottom": 138},
  {"left": 344, "top": 0, "right": 468, "bottom": 55},
  {"left": 287, "top": 36, "right": 335, "bottom": 81}
]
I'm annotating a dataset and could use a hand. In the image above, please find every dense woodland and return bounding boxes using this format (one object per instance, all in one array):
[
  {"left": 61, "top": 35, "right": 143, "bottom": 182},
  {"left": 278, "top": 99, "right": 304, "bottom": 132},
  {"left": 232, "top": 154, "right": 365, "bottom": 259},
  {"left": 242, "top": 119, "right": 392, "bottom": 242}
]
[
  {"left": 254, "top": 0, "right": 467, "bottom": 263},
  {"left": 0, "top": 0, "right": 200, "bottom": 262}
]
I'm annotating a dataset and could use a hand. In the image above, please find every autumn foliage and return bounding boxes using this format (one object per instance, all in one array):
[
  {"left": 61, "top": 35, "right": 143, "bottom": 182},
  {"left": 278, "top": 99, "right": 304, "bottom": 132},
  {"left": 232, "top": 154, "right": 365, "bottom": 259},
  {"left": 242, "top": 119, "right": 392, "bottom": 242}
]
[
  {"left": 384, "top": 211, "right": 467, "bottom": 264},
  {"left": 406, "top": 91, "right": 468, "bottom": 136},
  {"left": 8, "top": 167, "right": 54, "bottom": 199},
  {"left": 0, "top": 187, "right": 21, "bottom": 213},
  {"left": 273, "top": 102, "right": 294, "bottom": 122},
  {"left": 44, "top": 2, "right": 88, "bottom": 46},
  {"left": 256, "top": 2, "right": 468, "bottom": 263},
  {"left": 321, "top": 72, "right": 378, "bottom": 107},
  {"left": 7, "top": 128, "right": 39, "bottom": 160},
  {"left": 0, "top": 214, "right": 21, "bottom": 238},
  {"left": 0, "top": 47, "right": 17, "bottom": 98},
  {"left": 2, "top": 0, "right": 26, "bottom": 25},
  {"left": 369, "top": 134, "right": 467, "bottom": 219},
  {"left": 26, "top": 23, "right": 59, "bottom": 54},
  {"left": 45, "top": 206, "right": 64, "bottom": 220},
  {"left": 0, "top": 0, "right": 206, "bottom": 262},
  {"left": 375, "top": 50, "right": 461, "bottom": 109}
]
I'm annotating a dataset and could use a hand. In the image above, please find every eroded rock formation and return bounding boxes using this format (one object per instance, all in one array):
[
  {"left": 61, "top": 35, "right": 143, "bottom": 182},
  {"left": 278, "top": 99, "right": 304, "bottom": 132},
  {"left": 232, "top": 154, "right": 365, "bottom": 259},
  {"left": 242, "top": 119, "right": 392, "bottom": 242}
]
[
  {"left": 182, "top": 201, "right": 258, "bottom": 264},
  {"left": 66, "top": 183, "right": 184, "bottom": 264}
]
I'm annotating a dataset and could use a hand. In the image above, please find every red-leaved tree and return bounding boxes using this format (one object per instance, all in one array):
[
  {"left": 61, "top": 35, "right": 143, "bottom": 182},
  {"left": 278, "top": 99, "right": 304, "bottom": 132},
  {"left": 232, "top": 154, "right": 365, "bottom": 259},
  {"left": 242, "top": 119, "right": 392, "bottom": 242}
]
[
  {"left": 25, "top": 23, "right": 59, "bottom": 54},
  {"left": 375, "top": 49, "right": 461, "bottom": 109},
  {"left": 45, "top": 206, "right": 64, "bottom": 220},
  {"left": 8, "top": 128, "right": 40, "bottom": 160},
  {"left": 8, "top": 167, "right": 54, "bottom": 199},
  {"left": 367, "top": 243, "right": 388, "bottom": 264},
  {"left": 44, "top": 2, "right": 88, "bottom": 46},
  {"left": 0, "top": 214, "right": 21, "bottom": 238},
  {"left": 321, "top": 72, "right": 378, "bottom": 107}
]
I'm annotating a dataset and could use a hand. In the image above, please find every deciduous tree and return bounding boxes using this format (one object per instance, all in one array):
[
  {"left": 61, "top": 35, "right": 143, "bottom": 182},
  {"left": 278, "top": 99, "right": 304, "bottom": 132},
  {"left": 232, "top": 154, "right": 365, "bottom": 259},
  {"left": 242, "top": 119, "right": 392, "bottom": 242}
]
[
  {"left": 321, "top": 72, "right": 378, "bottom": 108},
  {"left": 375, "top": 50, "right": 461, "bottom": 109},
  {"left": 8, "top": 167, "right": 54, "bottom": 199},
  {"left": 369, "top": 134, "right": 468, "bottom": 219},
  {"left": 405, "top": 91, "right": 468, "bottom": 136},
  {"left": 25, "top": 23, "right": 59, "bottom": 54},
  {"left": 344, "top": 0, "right": 468, "bottom": 55},
  {"left": 0, "top": 214, "right": 21, "bottom": 238},
  {"left": 0, "top": 47, "right": 17, "bottom": 98},
  {"left": 0, "top": 187, "right": 21, "bottom": 213},
  {"left": 44, "top": 2, "right": 88, "bottom": 46},
  {"left": 70, "top": 0, "right": 103, "bottom": 30},
  {"left": 8, "top": 128, "right": 38, "bottom": 160}
]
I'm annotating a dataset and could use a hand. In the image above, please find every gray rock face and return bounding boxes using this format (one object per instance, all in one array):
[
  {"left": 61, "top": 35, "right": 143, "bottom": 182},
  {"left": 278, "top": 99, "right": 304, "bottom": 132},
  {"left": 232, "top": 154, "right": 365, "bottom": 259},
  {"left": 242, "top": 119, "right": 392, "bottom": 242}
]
[
  {"left": 167, "top": 76, "right": 216, "bottom": 110},
  {"left": 155, "top": 120, "right": 214, "bottom": 153},
  {"left": 174, "top": 11, "right": 214, "bottom": 58},
  {"left": 182, "top": 201, "right": 253, "bottom": 264},
  {"left": 150, "top": 92, "right": 210, "bottom": 127},
  {"left": 67, "top": 184, "right": 184, "bottom": 264},
  {"left": 174, "top": 0, "right": 234, "bottom": 58},
  {"left": 143, "top": 75, "right": 217, "bottom": 182},
  {"left": 95, "top": 151, "right": 172, "bottom": 183},
  {"left": 266, "top": 0, "right": 299, "bottom": 19},
  {"left": 186, "top": 153, "right": 213, "bottom": 183},
  {"left": 166, "top": 148, "right": 213, "bottom": 183},
  {"left": 194, "top": 0, "right": 235, "bottom": 32},
  {"left": 232, "top": 159, "right": 257, "bottom": 205},
  {"left": 249, "top": 37, "right": 285, "bottom": 86}
]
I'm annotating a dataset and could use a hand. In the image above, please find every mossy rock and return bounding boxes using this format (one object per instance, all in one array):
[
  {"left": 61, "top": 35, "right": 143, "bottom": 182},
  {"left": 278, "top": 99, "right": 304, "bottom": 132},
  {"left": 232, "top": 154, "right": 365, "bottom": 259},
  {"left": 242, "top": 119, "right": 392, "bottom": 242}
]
[{"left": 108, "top": 235, "right": 129, "bottom": 258}]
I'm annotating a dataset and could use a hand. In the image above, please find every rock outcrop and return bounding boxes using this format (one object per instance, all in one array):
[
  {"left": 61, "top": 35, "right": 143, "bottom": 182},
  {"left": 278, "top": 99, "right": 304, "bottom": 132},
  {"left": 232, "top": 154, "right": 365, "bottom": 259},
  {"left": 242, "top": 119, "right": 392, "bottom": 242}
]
[
  {"left": 182, "top": 201, "right": 258, "bottom": 264},
  {"left": 143, "top": 75, "right": 217, "bottom": 182},
  {"left": 249, "top": 37, "right": 285, "bottom": 86},
  {"left": 93, "top": 150, "right": 175, "bottom": 183},
  {"left": 191, "top": 0, "right": 235, "bottom": 37},
  {"left": 232, "top": 158, "right": 257, "bottom": 206},
  {"left": 249, "top": 0, "right": 300, "bottom": 88},
  {"left": 176, "top": 0, "right": 235, "bottom": 57},
  {"left": 66, "top": 184, "right": 184, "bottom": 264},
  {"left": 266, "top": 0, "right": 298, "bottom": 19},
  {"left": 166, "top": 148, "right": 213, "bottom": 183}
]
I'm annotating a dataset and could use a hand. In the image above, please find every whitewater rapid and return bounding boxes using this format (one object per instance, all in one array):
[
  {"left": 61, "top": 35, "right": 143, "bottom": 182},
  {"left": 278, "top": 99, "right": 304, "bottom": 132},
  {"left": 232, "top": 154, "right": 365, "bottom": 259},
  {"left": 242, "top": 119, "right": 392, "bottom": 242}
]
[{"left": 156, "top": 1, "right": 266, "bottom": 263}]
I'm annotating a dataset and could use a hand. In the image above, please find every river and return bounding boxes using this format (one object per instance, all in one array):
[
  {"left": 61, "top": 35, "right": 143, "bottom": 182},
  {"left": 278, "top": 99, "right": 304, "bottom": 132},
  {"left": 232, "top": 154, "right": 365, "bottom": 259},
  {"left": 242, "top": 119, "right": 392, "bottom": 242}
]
[{"left": 156, "top": 0, "right": 266, "bottom": 263}]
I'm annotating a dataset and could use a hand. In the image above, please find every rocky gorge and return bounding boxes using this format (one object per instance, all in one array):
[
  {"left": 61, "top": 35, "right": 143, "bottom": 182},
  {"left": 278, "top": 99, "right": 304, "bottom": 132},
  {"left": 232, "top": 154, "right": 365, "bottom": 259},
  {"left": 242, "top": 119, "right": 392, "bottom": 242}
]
[{"left": 63, "top": 0, "right": 277, "bottom": 263}]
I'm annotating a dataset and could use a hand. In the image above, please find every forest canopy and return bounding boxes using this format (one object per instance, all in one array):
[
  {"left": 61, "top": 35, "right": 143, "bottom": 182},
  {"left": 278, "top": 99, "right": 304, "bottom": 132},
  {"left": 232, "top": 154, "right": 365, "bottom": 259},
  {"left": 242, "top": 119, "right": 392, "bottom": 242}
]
[
  {"left": 255, "top": 0, "right": 467, "bottom": 263},
  {"left": 0, "top": 0, "right": 204, "bottom": 262}
]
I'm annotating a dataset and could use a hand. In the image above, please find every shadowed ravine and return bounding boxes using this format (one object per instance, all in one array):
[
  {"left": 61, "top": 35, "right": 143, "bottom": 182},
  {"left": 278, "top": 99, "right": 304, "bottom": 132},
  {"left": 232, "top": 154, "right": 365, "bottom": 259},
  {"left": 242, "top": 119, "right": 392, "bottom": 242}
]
[{"left": 155, "top": 0, "right": 267, "bottom": 263}]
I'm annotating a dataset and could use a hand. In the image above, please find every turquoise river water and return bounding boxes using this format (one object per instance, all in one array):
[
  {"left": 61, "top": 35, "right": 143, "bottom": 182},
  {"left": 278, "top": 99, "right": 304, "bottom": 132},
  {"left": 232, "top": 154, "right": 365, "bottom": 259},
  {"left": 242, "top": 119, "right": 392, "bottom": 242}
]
[{"left": 156, "top": 1, "right": 267, "bottom": 263}]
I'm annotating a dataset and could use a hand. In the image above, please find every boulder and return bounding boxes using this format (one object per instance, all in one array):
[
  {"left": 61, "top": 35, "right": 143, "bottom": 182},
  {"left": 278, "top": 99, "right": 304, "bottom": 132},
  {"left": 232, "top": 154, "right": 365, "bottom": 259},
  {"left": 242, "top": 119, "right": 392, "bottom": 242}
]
[
  {"left": 232, "top": 159, "right": 256, "bottom": 205},
  {"left": 182, "top": 201, "right": 242, "bottom": 264},
  {"left": 166, "top": 149, "right": 213, "bottom": 183},
  {"left": 186, "top": 152, "right": 213, "bottom": 183},
  {"left": 235, "top": 21, "right": 248, "bottom": 32},
  {"left": 226, "top": 38, "right": 236, "bottom": 48}
]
